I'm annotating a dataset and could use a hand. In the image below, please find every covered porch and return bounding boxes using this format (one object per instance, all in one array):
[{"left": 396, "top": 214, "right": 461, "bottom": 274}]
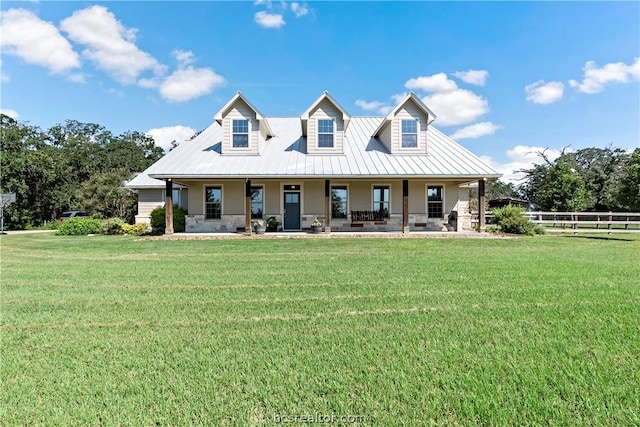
[{"left": 161, "top": 178, "right": 487, "bottom": 235}]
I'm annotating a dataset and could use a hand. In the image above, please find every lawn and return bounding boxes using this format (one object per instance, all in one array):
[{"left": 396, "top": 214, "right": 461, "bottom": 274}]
[{"left": 1, "top": 233, "right": 639, "bottom": 426}]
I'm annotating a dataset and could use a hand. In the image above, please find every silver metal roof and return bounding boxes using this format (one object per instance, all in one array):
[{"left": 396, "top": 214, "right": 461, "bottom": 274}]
[{"left": 127, "top": 117, "right": 499, "bottom": 187}]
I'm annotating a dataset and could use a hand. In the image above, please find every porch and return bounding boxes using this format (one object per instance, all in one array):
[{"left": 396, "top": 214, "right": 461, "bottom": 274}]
[{"left": 161, "top": 178, "right": 488, "bottom": 235}]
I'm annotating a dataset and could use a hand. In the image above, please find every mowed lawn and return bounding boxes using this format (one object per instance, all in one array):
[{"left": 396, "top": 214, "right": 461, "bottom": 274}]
[{"left": 1, "top": 233, "right": 639, "bottom": 426}]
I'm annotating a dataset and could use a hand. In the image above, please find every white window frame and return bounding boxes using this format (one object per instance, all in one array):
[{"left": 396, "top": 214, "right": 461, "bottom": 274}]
[
  {"left": 401, "top": 119, "right": 418, "bottom": 148},
  {"left": 317, "top": 118, "right": 334, "bottom": 148},
  {"left": 204, "top": 184, "right": 223, "bottom": 220},
  {"left": 232, "top": 119, "right": 250, "bottom": 148},
  {"left": 330, "top": 184, "right": 349, "bottom": 219},
  {"left": 426, "top": 184, "right": 445, "bottom": 219},
  {"left": 372, "top": 184, "right": 390, "bottom": 218}
]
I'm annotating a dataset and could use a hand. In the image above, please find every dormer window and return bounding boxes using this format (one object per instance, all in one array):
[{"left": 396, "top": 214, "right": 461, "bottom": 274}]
[
  {"left": 401, "top": 119, "right": 418, "bottom": 148},
  {"left": 318, "top": 119, "right": 334, "bottom": 148},
  {"left": 232, "top": 119, "right": 249, "bottom": 148}
]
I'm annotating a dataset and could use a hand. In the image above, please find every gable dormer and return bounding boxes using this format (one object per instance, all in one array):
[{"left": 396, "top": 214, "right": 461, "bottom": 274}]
[
  {"left": 373, "top": 92, "right": 436, "bottom": 154},
  {"left": 214, "top": 92, "right": 273, "bottom": 155},
  {"left": 301, "top": 91, "right": 351, "bottom": 155}
]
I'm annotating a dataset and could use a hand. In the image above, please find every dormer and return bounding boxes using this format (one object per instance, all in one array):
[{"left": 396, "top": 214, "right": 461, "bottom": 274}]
[
  {"left": 301, "top": 91, "right": 351, "bottom": 155},
  {"left": 214, "top": 92, "right": 273, "bottom": 155},
  {"left": 373, "top": 92, "right": 436, "bottom": 154}
]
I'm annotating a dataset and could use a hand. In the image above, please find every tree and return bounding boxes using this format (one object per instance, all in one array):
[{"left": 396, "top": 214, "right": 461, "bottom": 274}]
[
  {"left": 1, "top": 114, "right": 165, "bottom": 228},
  {"left": 520, "top": 150, "right": 588, "bottom": 211},
  {"left": 617, "top": 148, "right": 640, "bottom": 211},
  {"left": 558, "top": 147, "right": 629, "bottom": 211}
]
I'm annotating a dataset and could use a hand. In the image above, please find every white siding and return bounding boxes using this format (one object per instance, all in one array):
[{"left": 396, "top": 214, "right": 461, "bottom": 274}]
[
  {"left": 391, "top": 101, "right": 428, "bottom": 154},
  {"left": 307, "top": 99, "right": 345, "bottom": 155},
  {"left": 221, "top": 99, "right": 262, "bottom": 155},
  {"left": 378, "top": 122, "right": 392, "bottom": 152}
]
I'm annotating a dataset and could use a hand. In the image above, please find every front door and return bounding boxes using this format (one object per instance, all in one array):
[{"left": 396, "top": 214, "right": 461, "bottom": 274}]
[{"left": 283, "top": 191, "right": 301, "bottom": 230}]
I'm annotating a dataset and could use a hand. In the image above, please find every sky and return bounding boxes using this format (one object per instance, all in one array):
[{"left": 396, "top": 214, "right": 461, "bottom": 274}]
[{"left": 1, "top": 1, "right": 639, "bottom": 182}]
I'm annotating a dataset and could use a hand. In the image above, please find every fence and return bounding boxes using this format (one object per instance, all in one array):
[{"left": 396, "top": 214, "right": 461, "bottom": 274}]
[{"left": 474, "top": 211, "right": 640, "bottom": 233}]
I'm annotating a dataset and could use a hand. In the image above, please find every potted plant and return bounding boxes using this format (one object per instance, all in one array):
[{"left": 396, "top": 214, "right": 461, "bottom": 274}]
[
  {"left": 266, "top": 216, "right": 278, "bottom": 232},
  {"left": 311, "top": 217, "right": 323, "bottom": 234},
  {"left": 253, "top": 219, "right": 266, "bottom": 235}
]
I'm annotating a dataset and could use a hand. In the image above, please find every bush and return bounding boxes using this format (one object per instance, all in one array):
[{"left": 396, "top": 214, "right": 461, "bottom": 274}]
[
  {"left": 490, "top": 205, "right": 543, "bottom": 236},
  {"left": 150, "top": 205, "right": 188, "bottom": 234},
  {"left": 121, "top": 223, "right": 149, "bottom": 236},
  {"left": 99, "top": 217, "right": 126, "bottom": 235},
  {"left": 57, "top": 218, "right": 102, "bottom": 235}
]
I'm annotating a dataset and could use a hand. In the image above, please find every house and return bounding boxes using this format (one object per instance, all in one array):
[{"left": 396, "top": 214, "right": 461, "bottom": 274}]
[{"left": 126, "top": 91, "right": 500, "bottom": 234}]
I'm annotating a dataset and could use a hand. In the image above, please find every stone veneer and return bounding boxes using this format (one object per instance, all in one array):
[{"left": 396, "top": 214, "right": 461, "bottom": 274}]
[{"left": 185, "top": 212, "right": 471, "bottom": 233}]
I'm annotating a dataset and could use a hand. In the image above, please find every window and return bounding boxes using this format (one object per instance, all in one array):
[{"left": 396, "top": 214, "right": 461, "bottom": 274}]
[
  {"left": 251, "top": 186, "right": 263, "bottom": 219},
  {"left": 205, "top": 186, "right": 222, "bottom": 219},
  {"left": 401, "top": 119, "right": 418, "bottom": 148},
  {"left": 427, "top": 186, "right": 443, "bottom": 218},
  {"left": 331, "top": 186, "right": 348, "bottom": 219},
  {"left": 373, "top": 186, "right": 390, "bottom": 218},
  {"left": 318, "top": 119, "right": 334, "bottom": 147},
  {"left": 232, "top": 119, "right": 249, "bottom": 148},
  {"left": 163, "top": 188, "right": 185, "bottom": 209}
]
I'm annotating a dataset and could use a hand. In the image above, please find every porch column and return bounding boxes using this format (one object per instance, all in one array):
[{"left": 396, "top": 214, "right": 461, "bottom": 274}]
[
  {"left": 402, "top": 179, "right": 409, "bottom": 234},
  {"left": 165, "top": 179, "right": 174, "bottom": 235},
  {"left": 324, "top": 179, "right": 331, "bottom": 233},
  {"left": 245, "top": 179, "right": 252, "bottom": 235},
  {"left": 478, "top": 179, "right": 486, "bottom": 232}
]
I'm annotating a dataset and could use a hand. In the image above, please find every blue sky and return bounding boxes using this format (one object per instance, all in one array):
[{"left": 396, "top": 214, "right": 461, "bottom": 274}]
[{"left": 1, "top": 1, "right": 639, "bottom": 182}]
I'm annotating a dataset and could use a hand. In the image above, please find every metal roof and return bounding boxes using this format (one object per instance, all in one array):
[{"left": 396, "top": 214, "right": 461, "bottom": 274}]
[{"left": 127, "top": 117, "right": 500, "bottom": 187}]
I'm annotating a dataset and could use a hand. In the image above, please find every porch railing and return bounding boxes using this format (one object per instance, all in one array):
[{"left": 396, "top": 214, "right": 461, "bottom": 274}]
[{"left": 351, "top": 210, "right": 388, "bottom": 222}]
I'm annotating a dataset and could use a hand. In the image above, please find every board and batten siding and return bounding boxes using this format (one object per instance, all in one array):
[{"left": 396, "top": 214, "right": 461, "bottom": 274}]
[
  {"left": 221, "top": 99, "right": 261, "bottom": 155},
  {"left": 306, "top": 99, "right": 345, "bottom": 155}
]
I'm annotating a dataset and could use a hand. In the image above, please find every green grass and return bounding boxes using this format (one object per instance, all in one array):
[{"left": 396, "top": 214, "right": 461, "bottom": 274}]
[{"left": 1, "top": 233, "right": 639, "bottom": 426}]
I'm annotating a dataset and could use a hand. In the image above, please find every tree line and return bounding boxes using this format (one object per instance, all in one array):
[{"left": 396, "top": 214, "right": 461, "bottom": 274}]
[
  {"left": 486, "top": 146, "right": 640, "bottom": 212},
  {"left": 2, "top": 113, "right": 639, "bottom": 229},
  {"left": 1, "top": 114, "right": 164, "bottom": 229}
]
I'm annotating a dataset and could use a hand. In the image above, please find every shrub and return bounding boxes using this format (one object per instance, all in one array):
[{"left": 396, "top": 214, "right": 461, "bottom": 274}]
[
  {"left": 490, "top": 205, "right": 542, "bottom": 236},
  {"left": 121, "top": 223, "right": 149, "bottom": 236},
  {"left": 57, "top": 218, "right": 102, "bottom": 236},
  {"left": 150, "top": 205, "right": 188, "bottom": 234},
  {"left": 99, "top": 217, "right": 126, "bottom": 235}
]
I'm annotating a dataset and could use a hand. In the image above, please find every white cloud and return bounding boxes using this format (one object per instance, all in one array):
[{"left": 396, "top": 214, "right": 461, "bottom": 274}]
[
  {"left": 525, "top": 80, "right": 564, "bottom": 104},
  {"left": 0, "top": 8, "right": 80, "bottom": 73},
  {"left": 450, "top": 122, "right": 501, "bottom": 140},
  {"left": 146, "top": 125, "right": 197, "bottom": 151},
  {"left": 421, "top": 89, "right": 489, "bottom": 126},
  {"left": 1, "top": 109, "right": 19, "bottom": 119},
  {"left": 404, "top": 73, "right": 490, "bottom": 126},
  {"left": 405, "top": 73, "right": 457, "bottom": 93},
  {"left": 291, "top": 2, "right": 309, "bottom": 18},
  {"left": 159, "top": 67, "right": 226, "bottom": 103},
  {"left": 254, "top": 0, "right": 273, "bottom": 6},
  {"left": 0, "top": 58, "right": 8, "bottom": 82},
  {"left": 255, "top": 11, "right": 285, "bottom": 28},
  {"left": 157, "top": 50, "right": 225, "bottom": 102},
  {"left": 391, "top": 92, "right": 407, "bottom": 104},
  {"left": 453, "top": 69, "right": 489, "bottom": 86},
  {"left": 60, "top": 5, "right": 165, "bottom": 85},
  {"left": 354, "top": 99, "right": 394, "bottom": 115},
  {"left": 67, "top": 73, "right": 86, "bottom": 84},
  {"left": 481, "top": 145, "right": 564, "bottom": 183},
  {"left": 569, "top": 58, "right": 640, "bottom": 94}
]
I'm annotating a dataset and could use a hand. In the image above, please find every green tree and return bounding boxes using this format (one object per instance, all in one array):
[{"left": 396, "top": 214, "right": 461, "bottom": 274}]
[
  {"left": 616, "top": 148, "right": 640, "bottom": 211},
  {"left": 520, "top": 151, "right": 588, "bottom": 211},
  {"left": 558, "top": 147, "right": 629, "bottom": 211}
]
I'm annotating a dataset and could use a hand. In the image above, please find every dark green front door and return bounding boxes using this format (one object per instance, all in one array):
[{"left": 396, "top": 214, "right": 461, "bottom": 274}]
[{"left": 283, "top": 191, "right": 300, "bottom": 230}]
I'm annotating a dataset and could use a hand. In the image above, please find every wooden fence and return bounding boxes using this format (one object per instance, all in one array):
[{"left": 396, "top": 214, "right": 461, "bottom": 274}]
[{"left": 474, "top": 211, "right": 640, "bottom": 233}]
